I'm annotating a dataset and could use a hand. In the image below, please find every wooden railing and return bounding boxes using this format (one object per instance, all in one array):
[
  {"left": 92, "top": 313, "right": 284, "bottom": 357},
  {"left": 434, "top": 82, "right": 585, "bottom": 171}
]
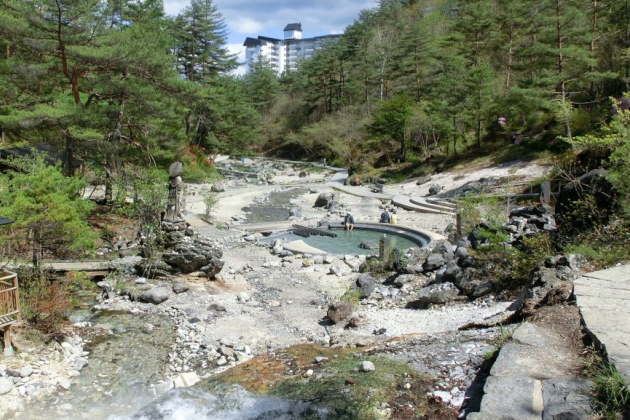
[{"left": 0, "top": 271, "right": 20, "bottom": 326}]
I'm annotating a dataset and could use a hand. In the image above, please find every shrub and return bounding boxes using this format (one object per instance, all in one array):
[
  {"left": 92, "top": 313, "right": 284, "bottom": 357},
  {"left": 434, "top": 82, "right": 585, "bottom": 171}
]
[
  {"left": 17, "top": 267, "right": 71, "bottom": 338},
  {"left": 472, "top": 233, "right": 554, "bottom": 291},
  {"left": 563, "top": 216, "right": 630, "bottom": 269},
  {"left": 0, "top": 155, "right": 97, "bottom": 265}
]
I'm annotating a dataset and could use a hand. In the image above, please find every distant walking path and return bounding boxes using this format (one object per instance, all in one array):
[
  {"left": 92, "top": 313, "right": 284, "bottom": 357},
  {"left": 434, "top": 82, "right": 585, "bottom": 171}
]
[{"left": 574, "top": 264, "right": 630, "bottom": 383}]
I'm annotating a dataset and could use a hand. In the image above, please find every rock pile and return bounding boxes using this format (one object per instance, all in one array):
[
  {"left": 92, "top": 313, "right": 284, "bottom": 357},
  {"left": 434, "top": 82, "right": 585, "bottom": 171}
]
[
  {"left": 467, "top": 205, "right": 557, "bottom": 248},
  {"left": 137, "top": 220, "right": 224, "bottom": 279}
]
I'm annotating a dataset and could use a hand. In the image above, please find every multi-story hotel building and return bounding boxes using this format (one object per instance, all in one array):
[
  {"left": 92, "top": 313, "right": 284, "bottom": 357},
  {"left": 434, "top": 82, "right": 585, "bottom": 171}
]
[{"left": 243, "top": 23, "right": 341, "bottom": 74}]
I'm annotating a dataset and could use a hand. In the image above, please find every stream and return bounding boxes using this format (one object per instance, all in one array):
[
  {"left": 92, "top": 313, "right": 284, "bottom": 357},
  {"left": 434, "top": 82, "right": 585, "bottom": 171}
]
[{"left": 21, "top": 310, "right": 174, "bottom": 420}]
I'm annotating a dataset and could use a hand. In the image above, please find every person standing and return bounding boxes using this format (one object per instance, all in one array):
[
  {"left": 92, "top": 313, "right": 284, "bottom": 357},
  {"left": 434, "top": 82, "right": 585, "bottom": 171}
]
[{"left": 390, "top": 209, "right": 398, "bottom": 225}]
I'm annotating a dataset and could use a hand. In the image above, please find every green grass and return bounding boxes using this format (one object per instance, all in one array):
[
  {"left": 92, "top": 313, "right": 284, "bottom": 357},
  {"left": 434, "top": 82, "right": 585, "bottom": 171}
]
[
  {"left": 206, "top": 344, "right": 443, "bottom": 419},
  {"left": 565, "top": 243, "right": 630, "bottom": 270},
  {"left": 340, "top": 288, "right": 363, "bottom": 305},
  {"left": 271, "top": 353, "right": 430, "bottom": 419},
  {"left": 592, "top": 364, "right": 630, "bottom": 417}
]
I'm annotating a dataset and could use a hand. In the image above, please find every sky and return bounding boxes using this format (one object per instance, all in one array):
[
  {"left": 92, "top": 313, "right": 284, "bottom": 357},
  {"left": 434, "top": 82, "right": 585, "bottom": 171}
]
[{"left": 163, "top": 0, "right": 379, "bottom": 74}]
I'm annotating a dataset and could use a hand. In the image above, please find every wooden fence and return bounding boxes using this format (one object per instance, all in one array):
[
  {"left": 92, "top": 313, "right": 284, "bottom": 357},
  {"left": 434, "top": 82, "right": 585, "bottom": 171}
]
[{"left": 0, "top": 270, "right": 19, "bottom": 328}]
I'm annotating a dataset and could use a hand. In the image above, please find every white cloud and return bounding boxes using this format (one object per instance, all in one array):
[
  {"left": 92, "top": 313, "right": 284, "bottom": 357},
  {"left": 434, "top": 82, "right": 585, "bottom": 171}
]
[
  {"left": 163, "top": 0, "right": 380, "bottom": 43},
  {"left": 232, "top": 17, "right": 264, "bottom": 34},
  {"left": 163, "top": 0, "right": 188, "bottom": 16},
  {"left": 226, "top": 43, "right": 247, "bottom": 76}
]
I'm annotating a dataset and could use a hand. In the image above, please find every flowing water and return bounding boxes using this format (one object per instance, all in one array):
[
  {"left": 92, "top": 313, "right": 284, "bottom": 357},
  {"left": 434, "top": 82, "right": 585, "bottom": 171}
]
[
  {"left": 115, "top": 385, "right": 331, "bottom": 419},
  {"left": 22, "top": 310, "right": 175, "bottom": 420}
]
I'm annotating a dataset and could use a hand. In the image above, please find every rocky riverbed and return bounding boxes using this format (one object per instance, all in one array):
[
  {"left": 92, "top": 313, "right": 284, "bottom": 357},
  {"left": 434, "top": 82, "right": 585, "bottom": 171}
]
[{"left": 4, "top": 157, "right": 586, "bottom": 420}]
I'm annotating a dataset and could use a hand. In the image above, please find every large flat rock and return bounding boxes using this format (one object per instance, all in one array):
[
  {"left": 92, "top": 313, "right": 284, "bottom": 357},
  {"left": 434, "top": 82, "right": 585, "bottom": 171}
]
[
  {"left": 490, "top": 343, "right": 575, "bottom": 380},
  {"left": 468, "top": 376, "right": 543, "bottom": 420},
  {"left": 469, "top": 323, "right": 590, "bottom": 419},
  {"left": 575, "top": 264, "right": 630, "bottom": 384},
  {"left": 542, "top": 378, "right": 592, "bottom": 420}
]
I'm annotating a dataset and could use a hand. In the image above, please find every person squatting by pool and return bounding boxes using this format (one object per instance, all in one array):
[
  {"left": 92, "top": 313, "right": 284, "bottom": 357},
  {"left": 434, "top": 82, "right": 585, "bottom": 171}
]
[
  {"left": 380, "top": 209, "right": 391, "bottom": 224},
  {"left": 344, "top": 213, "right": 355, "bottom": 231}
]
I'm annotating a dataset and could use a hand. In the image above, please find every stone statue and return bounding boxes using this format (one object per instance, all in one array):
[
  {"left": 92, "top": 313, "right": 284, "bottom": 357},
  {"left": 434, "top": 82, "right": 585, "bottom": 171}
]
[{"left": 164, "top": 161, "right": 184, "bottom": 222}]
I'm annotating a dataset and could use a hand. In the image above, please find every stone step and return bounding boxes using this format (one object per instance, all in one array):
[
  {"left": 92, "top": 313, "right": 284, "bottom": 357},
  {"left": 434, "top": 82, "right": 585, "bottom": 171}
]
[
  {"left": 391, "top": 195, "right": 455, "bottom": 216},
  {"left": 409, "top": 197, "right": 457, "bottom": 214},
  {"left": 426, "top": 197, "right": 457, "bottom": 210}
]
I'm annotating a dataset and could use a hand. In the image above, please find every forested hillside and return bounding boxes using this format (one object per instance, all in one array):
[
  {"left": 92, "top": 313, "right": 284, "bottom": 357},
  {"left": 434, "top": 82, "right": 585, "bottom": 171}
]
[{"left": 250, "top": 0, "right": 629, "bottom": 173}]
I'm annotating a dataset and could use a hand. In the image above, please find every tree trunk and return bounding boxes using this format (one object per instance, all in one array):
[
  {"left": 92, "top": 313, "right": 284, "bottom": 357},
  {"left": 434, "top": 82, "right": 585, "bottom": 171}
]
[
  {"left": 590, "top": 0, "right": 598, "bottom": 97},
  {"left": 104, "top": 168, "right": 113, "bottom": 204},
  {"left": 506, "top": 27, "right": 513, "bottom": 90},
  {"left": 400, "top": 137, "right": 406, "bottom": 163},
  {"left": 63, "top": 136, "right": 74, "bottom": 176},
  {"left": 31, "top": 227, "right": 41, "bottom": 267},
  {"left": 556, "top": 0, "right": 572, "bottom": 139}
]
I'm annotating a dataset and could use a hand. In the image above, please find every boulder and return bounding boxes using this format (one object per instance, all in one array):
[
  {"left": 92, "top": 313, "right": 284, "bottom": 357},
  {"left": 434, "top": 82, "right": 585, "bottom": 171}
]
[
  {"left": 427, "top": 184, "right": 443, "bottom": 196},
  {"left": 162, "top": 237, "right": 224, "bottom": 278},
  {"left": 314, "top": 193, "right": 334, "bottom": 208},
  {"left": 210, "top": 182, "right": 225, "bottom": 193},
  {"left": 523, "top": 266, "right": 575, "bottom": 313},
  {"left": 435, "top": 261, "right": 463, "bottom": 284},
  {"left": 138, "top": 287, "right": 170, "bottom": 305},
  {"left": 453, "top": 267, "right": 493, "bottom": 298},
  {"left": 173, "top": 372, "right": 200, "bottom": 388},
  {"left": 327, "top": 302, "right": 354, "bottom": 324},
  {"left": 135, "top": 259, "right": 173, "bottom": 279},
  {"left": 408, "top": 283, "right": 461, "bottom": 308},
  {"left": 172, "top": 282, "right": 189, "bottom": 294},
  {"left": 356, "top": 273, "right": 377, "bottom": 297},
  {"left": 393, "top": 273, "right": 430, "bottom": 288},
  {"left": 454, "top": 246, "right": 468, "bottom": 259},
  {"left": 360, "top": 361, "right": 375, "bottom": 372},
  {"left": 330, "top": 263, "right": 351, "bottom": 277},
  {"left": 423, "top": 253, "right": 447, "bottom": 272}
]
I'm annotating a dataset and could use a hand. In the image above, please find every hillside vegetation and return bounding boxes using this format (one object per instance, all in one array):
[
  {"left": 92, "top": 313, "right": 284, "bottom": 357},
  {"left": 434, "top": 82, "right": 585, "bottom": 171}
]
[{"left": 247, "top": 0, "right": 629, "bottom": 176}]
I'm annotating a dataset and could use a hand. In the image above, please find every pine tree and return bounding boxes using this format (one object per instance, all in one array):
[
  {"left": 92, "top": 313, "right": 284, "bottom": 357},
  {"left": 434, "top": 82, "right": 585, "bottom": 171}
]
[
  {"left": 242, "top": 58, "right": 281, "bottom": 112},
  {"left": 174, "top": 0, "right": 236, "bottom": 81},
  {"left": 0, "top": 0, "right": 189, "bottom": 184}
]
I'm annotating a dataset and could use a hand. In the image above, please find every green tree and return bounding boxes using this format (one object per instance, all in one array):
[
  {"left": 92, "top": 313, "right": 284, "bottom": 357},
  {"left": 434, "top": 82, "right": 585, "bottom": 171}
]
[
  {"left": 0, "top": 0, "right": 190, "bottom": 196},
  {"left": 569, "top": 98, "right": 630, "bottom": 213},
  {"left": 0, "top": 157, "right": 96, "bottom": 266},
  {"left": 174, "top": 0, "right": 236, "bottom": 81},
  {"left": 370, "top": 95, "right": 413, "bottom": 162},
  {"left": 242, "top": 58, "right": 281, "bottom": 112}
]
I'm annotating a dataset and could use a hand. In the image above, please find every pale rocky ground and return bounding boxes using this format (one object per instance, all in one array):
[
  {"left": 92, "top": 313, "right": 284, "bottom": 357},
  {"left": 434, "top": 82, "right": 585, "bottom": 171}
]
[{"left": 1, "top": 157, "right": 554, "bottom": 418}]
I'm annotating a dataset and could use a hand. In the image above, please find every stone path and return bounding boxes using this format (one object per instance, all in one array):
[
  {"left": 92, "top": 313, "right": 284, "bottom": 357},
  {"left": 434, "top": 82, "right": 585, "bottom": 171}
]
[
  {"left": 574, "top": 264, "right": 630, "bottom": 384},
  {"left": 468, "top": 322, "right": 591, "bottom": 420}
]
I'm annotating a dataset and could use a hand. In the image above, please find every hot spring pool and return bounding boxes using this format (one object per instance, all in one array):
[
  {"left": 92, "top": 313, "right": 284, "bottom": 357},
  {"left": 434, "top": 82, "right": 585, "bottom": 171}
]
[{"left": 271, "top": 228, "right": 421, "bottom": 255}]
